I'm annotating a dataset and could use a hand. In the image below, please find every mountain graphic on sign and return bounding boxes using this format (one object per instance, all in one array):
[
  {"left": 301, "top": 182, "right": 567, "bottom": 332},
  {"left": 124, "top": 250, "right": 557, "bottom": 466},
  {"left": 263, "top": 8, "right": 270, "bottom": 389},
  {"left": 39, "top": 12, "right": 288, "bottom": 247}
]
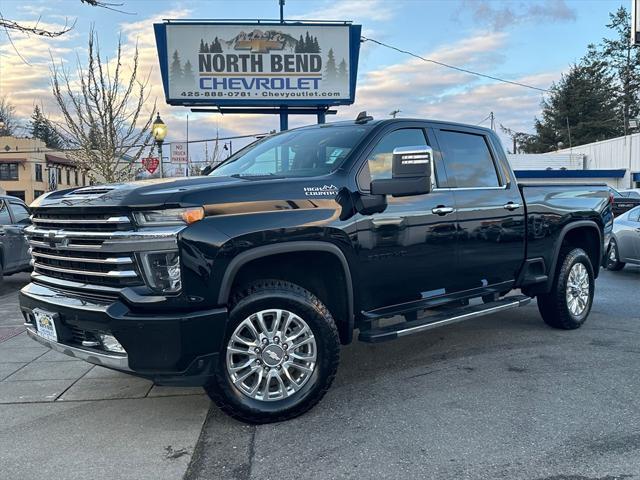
[{"left": 227, "top": 29, "right": 299, "bottom": 53}]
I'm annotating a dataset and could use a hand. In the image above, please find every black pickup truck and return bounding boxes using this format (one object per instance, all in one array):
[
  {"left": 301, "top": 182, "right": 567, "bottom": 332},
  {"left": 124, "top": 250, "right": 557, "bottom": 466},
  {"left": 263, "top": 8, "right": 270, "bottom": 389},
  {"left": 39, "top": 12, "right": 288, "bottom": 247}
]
[{"left": 19, "top": 117, "right": 612, "bottom": 423}]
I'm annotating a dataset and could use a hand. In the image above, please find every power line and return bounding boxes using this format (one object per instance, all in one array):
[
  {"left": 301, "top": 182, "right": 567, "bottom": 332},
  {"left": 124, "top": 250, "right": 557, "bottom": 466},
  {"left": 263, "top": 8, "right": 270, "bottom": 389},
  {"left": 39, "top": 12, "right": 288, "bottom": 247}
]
[
  {"left": 0, "top": 132, "right": 269, "bottom": 155},
  {"left": 360, "top": 36, "right": 549, "bottom": 93}
]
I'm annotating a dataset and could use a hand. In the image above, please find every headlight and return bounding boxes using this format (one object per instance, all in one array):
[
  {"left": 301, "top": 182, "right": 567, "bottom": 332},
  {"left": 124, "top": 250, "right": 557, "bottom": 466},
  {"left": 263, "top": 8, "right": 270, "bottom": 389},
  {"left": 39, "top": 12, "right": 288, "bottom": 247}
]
[
  {"left": 133, "top": 207, "right": 204, "bottom": 226},
  {"left": 139, "top": 250, "right": 182, "bottom": 293}
]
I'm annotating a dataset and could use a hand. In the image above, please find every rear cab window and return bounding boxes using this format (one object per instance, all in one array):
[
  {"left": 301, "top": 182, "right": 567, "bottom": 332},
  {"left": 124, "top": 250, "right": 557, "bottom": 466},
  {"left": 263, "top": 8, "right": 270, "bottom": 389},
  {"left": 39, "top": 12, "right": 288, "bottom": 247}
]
[{"left": 435, "top": 129, "right": 501, "bottom": 188}]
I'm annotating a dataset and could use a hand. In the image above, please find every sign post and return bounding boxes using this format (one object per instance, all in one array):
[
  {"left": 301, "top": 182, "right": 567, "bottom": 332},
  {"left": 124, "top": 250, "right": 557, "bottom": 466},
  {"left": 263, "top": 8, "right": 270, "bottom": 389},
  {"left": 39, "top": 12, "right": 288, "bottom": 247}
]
[
  {"left": 154, "top": 20, "right": 361, "bottom": 129},
  {"left": 633, "top": 0, "right": 640, "bottom": 45}
]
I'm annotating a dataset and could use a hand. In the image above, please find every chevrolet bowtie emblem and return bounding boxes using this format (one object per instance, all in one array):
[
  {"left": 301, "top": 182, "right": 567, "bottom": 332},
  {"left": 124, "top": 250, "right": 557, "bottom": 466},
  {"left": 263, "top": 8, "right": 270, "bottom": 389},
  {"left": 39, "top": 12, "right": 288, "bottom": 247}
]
[
  {"left": 235, "top": 38, "right": 284, "bottom": 53},
  {"left": 47, "top": 231, "right": 68, "bottom": 249}
]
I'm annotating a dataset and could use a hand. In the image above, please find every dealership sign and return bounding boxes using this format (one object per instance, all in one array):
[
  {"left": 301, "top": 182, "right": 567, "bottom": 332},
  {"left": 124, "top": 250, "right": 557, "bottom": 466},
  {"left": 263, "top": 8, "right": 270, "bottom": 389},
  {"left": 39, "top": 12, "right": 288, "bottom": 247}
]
[{"left": 154, "top": 21, "right": 361, "bottom": 106}]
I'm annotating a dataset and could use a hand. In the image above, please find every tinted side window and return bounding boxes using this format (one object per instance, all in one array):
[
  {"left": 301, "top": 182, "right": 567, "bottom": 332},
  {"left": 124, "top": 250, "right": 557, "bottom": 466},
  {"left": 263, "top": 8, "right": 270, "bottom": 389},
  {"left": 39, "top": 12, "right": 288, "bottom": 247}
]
[
  {"left": 9, "top": 203, "right": 30, "bottom": 223},
  {"left": 438, "top": 130, "right": 500, "bottom": 188},
  {"left": 0, "top": 202, "right": 11, "bottom": 225},
  {"left": 629, "top": 208, "right": 640, "bottom": 222}
]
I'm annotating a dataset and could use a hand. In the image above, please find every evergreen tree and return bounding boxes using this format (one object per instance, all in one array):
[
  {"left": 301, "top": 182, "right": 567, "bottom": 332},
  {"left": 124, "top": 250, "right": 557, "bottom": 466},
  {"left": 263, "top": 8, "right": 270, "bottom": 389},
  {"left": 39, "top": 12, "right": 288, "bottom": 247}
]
[
  {"left": 29, "top": 105, "right": 64, "bottom": 149},
  {"left": 199, "top": 39, "right": 206, "bottom": 53},
  {"left": 338, "top": 59, "right": 348, "bottom": 81},
  {"left": 183, "top": 60, "right": 195, "bottom": 85},
  {"left": 295, "top": 35, "right": 305, "bottom": 53},
  {"left": 523, "top": 60, "right": 619, "bottom": 153},
  {"left": 594, "top": 7, "right": 640, "bottom": 130},
  {"left": 324, "top": 48, "right": 337, "bottom": 83},
  {"left": 170, "top": 50, "right": 183, "bottom": 85},
  {"left": 312, "top": 36, "right": 320, "bottom": 53}
]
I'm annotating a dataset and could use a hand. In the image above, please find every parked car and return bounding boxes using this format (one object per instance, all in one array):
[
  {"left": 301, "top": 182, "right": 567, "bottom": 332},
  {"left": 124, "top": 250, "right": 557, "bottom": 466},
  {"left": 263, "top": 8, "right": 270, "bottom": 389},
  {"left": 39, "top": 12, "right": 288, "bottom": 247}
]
[
  {"left": 606, "top": 205, "right": 640, "bottom": 270},
  {"left": 619, "top": 189, "right": 640, "bottom": 199},
  {"left": 20, "top": 117, "right": 612, "bottom": 423},
  {"left": 0, "top": 195, "right": 31, "bottom": 280},
  {"left": 608, "top": 186, "right": 640, "bottom": 216}
]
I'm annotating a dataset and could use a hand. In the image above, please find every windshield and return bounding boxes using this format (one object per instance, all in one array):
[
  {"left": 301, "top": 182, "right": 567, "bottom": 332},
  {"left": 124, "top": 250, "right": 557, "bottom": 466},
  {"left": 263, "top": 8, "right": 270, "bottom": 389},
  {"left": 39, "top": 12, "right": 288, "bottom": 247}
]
[{"left": 210, "top": 125, "right": 371, "bottom": 178}]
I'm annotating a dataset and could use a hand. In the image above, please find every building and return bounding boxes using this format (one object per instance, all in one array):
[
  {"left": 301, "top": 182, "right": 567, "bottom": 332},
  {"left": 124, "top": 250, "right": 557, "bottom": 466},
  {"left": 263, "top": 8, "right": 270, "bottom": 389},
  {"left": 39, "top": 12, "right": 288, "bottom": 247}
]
[
  {"left": 0, "top": 136, "right": 88, "bottom": 204},
  {"left": 508, "top": 132, "right": 640, "bottom": 189}
]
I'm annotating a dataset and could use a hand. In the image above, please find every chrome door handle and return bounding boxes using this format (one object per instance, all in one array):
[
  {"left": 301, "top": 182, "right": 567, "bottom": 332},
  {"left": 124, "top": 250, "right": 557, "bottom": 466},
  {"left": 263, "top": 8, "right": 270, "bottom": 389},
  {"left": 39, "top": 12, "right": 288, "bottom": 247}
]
[
  {"left": 503, "top": 203, "right": 521, "bottom": 211},
  {"left": 432, "top": 206, "right": 454, "bottom": 215}
]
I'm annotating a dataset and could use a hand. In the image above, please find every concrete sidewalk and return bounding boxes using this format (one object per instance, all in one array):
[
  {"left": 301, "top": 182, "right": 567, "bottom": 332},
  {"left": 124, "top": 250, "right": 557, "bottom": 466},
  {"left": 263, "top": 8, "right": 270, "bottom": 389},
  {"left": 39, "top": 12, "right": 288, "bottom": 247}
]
[{"left": 0, "top": 274, "right": 211, "bottom": 480}]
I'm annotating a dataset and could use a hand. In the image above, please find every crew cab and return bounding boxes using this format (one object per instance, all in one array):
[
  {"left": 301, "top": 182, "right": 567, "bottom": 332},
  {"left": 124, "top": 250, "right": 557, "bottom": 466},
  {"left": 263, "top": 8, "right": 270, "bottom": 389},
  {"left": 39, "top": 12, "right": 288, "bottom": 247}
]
[{"left": 19, "top": 117, "right": 612, "bottom": 423}]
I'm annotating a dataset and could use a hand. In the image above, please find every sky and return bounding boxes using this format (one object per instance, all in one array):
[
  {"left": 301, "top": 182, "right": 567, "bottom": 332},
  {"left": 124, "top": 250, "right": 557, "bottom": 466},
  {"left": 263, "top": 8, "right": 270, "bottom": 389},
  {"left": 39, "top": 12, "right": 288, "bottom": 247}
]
[{"left": 0, "top": 0, "right": 630, "bottom": 162}]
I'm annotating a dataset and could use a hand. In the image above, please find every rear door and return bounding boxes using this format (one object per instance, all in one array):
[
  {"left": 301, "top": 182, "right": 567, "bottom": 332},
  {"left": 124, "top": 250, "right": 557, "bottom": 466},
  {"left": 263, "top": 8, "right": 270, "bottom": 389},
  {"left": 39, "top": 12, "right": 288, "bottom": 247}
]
[
  {"left": 432, "top": 126, "right": 526, "bottom": 293},
  {"left": 0, "top": 200, "right": 18, "bottom": 271}
]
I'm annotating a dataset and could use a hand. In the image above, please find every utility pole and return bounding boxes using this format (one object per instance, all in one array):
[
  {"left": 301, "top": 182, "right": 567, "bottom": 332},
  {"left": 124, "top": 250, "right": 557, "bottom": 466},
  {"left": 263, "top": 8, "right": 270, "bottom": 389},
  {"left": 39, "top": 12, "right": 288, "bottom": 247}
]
[
  {"left": 279, "top": 0, "right": 285, "bottom": 23},
  {"left": 186, "top": 114, "right": 189, "bottom": 177},
  {"left": 389, "top": 109, "right": 401, "bottom": 118},
  {"left": 489, "top": 112, "right": 495, "bottom": 131}
]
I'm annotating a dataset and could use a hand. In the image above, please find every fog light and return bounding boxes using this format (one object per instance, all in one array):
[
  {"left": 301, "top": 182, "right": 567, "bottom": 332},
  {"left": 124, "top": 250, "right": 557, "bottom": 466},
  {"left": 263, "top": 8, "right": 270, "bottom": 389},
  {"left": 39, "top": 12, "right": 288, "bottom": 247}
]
[
  {"left": 139, "top": 250, "right": 182, "bottom": 293},
  {"left": 99, "top": 334, "right": 126, "bottom": 354}
]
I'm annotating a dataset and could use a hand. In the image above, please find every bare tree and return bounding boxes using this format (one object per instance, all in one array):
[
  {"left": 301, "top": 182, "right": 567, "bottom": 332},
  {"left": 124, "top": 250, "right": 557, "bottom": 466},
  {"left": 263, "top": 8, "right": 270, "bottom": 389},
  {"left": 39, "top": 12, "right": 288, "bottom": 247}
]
[
  {"left": 0, "top": 1, "right": 130, "bottom": 38},
  {"left": 51, "top": 29, "right": 156, "bottom": 183}
]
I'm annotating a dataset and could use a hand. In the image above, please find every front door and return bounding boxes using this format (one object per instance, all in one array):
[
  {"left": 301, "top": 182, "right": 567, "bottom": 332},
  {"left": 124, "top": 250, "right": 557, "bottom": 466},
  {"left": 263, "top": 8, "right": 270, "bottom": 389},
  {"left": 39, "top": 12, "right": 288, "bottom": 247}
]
[
  {"left": 354, "top": 125, "right": 458, "bottom": 311},
  {"left": 432, "top": 127, "right": 526, "bottom": 293},
  {"left": 0, "top": 200, "right": 18, "bottom": 271}
]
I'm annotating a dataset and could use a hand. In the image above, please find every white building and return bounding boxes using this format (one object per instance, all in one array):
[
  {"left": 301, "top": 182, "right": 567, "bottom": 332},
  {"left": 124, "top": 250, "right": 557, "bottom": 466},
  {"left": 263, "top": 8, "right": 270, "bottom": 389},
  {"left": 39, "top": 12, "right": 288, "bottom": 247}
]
[{"left": 507, "top": 132, "right": 640, "bottom": 189}]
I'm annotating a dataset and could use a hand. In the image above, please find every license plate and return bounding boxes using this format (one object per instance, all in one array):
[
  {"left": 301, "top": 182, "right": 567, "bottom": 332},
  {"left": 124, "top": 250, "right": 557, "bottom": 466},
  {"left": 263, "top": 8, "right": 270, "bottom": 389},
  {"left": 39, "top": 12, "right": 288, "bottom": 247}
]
[{"left": 33, "top": 309, "right": 59, "bottom": 343}]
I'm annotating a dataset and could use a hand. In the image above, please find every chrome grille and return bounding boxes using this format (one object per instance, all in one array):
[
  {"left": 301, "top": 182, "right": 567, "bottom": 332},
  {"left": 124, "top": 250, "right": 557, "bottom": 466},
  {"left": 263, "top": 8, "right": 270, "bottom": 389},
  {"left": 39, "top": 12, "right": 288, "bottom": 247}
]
[{"left": 27, "top": 211, "right": 144, "bottom": 289}]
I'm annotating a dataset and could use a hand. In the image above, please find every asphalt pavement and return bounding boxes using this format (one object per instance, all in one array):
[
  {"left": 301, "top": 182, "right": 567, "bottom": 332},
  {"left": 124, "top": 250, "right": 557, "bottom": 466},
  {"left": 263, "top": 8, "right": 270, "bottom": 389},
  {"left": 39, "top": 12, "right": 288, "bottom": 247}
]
[
  {"left": 1, "top": 268, "right": 639, "bottom": 480},
  {"left": 186, "top": 266, "right": 640, "bottom": 480}
]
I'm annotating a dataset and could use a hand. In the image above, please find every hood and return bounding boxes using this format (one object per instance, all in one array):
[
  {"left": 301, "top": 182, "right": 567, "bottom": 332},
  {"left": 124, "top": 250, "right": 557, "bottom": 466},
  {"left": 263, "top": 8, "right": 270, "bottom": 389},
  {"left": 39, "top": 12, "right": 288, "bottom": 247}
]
[
  {"left": 31, "top": 174, "right": 347, "bottom": 213},
  {"left": 31, "top": 176, "right": 246, "bottom": 210}
]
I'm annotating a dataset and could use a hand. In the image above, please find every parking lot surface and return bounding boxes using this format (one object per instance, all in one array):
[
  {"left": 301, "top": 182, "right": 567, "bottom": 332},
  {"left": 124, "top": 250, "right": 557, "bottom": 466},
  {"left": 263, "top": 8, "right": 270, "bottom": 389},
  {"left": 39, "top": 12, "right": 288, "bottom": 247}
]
[
  {"left": 187, "top": 266, "right": 640, "bottom": 480},
  {"left": 1, "top": 268, "right": 639, "bottom": 480}
]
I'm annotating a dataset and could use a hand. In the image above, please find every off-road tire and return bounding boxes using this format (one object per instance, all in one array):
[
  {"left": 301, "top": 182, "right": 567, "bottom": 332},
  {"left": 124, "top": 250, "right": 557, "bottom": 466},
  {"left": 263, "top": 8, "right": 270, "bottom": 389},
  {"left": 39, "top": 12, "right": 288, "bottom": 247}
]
[
  {"left": 205, "top": 279, "right": 340, "bottom": 424},
  {"left": 537, "top": 247, "right": 594, "bottom": 330},
  {"left": 605, "top": 239, "right": 625, "bottom": 271}
]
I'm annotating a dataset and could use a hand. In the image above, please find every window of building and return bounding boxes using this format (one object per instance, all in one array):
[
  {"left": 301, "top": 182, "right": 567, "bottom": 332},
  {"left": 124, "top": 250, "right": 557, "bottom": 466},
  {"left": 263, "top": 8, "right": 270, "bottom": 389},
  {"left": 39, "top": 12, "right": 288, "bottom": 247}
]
[
  {"left": 34, "top": 190, "right": 45, "bottom": 199},
  {"left": 0, "top": 201, "right": 11, "bottom": 225},
  {"left": 82, "top": 173, "right": 86, "bottom": 186},
  {"left": 57, "top": 167, "right": 62, "bottom": 185},
  {"left": 74, "top": 170, "right": 79, "bottom": 186},
  {"left": 6, "top": 191, "right": 25, "bottom": 202},
  {"left": 35, "top": 164, "right": 43, "bottom": 182},
  {"left": 437, "top": 130, "right": 500, "bottom": 188},
  {"left": 66, "top": 169, "right": 71, "bottom": 185},
  {"left": 9, "top": 202, "right": 30, "bottom": 224},
  {"left": 0, "top": 163, "right": 19, "bottom": 181}
]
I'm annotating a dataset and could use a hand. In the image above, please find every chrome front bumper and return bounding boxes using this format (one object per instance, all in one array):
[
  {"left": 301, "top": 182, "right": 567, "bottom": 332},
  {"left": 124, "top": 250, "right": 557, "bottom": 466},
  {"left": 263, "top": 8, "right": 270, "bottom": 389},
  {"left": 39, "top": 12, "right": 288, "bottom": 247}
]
[{"left": 26, "top": 326, "right": 131, "bottom": 372}]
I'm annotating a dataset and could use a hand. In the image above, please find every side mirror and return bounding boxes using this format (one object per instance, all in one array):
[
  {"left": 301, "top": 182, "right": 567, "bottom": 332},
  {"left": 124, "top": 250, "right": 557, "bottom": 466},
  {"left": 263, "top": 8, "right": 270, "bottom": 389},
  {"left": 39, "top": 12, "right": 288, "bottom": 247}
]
[{"left": 370, "top": 145, "right": 433, "bottom": 197}]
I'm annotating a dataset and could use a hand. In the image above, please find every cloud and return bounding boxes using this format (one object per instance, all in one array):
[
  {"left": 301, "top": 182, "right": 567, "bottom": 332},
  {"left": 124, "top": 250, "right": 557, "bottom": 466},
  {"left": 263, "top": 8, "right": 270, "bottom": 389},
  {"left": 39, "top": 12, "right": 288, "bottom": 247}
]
[
  {"left": 329, "top": 32, "right": 557, "bottom": 149},
  {"left": 0, "top": 19, "right": 77, "bottom": 123},
  {"left": 459, "top": 0, "right": 576, "bottom": 31},
  {"left": 298, "top": 0, "right": 397, "bottom": 23}
]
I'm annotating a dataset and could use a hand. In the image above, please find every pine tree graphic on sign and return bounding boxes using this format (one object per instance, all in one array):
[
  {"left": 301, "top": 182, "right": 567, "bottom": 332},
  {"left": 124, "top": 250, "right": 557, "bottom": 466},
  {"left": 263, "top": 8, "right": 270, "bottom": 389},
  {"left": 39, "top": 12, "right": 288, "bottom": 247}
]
[
  {"left": 338, "top": 58, "right": 348, "bottom": 82},
  {"left": 324, "top": 48, "right": 337, "bottom": 84},
  {"left": 183, "top": 60, "right": 195, "bottom": 86},
  {"left": 170, "top": 50, "right": 183, "bottom": 86}
]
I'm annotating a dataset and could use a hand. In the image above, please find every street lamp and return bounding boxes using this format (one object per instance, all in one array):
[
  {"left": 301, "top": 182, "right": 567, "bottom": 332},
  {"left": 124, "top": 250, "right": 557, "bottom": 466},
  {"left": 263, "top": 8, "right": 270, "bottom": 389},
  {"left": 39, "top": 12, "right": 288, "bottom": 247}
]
[{"left": 152, "top": 113, "right": 167, "bottom": 178}]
